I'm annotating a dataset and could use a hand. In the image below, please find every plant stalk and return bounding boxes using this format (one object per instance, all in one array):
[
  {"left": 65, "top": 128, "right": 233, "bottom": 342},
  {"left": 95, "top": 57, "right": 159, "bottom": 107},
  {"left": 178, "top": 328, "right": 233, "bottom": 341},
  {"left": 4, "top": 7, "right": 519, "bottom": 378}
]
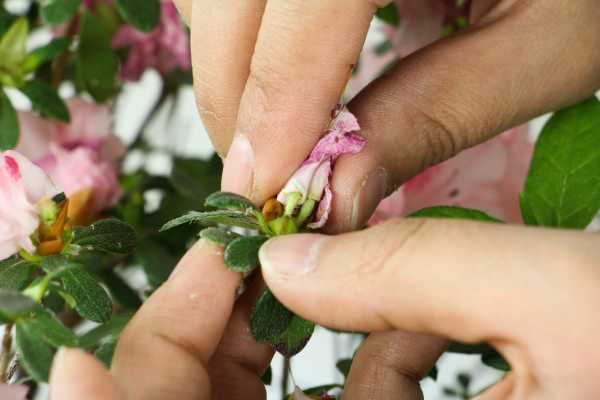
[{"left": 0, "top": 323, "right": 14, "bottom": 383}]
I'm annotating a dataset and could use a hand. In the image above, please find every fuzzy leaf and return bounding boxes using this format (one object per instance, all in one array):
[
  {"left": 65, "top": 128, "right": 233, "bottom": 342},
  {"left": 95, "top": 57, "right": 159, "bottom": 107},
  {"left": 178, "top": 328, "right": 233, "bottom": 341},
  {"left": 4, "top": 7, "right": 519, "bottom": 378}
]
[
  {"left": 0, "top": 290, "right": 37, "bottom": 322},
  {"left": 224, "top": 236, "right": 268, "bottom": 272},
  {"left": 199, "top": 227, "right": 241, "bottom": 247},
  {"left": 15, "top": 322, "right": 54, "bottom": 382},
  {"left": 251, "top": 289, "right": 314, "bottom": 356},
  {"left": 410, "top": 206, "right": 502, "bottom": 222},
  {"left": 273, "top": 315, "right": 315, "bottom": 357},
  {"left": 205, "top": 192, "right": 258, "bottom": 212},
  {"left": 73, "top": 219, "right": 137, "bottom": 254},
  {"left": 115, "top": 0, "right": 160, "bottom": 32},
  {"left": 336, "top": 358, "right": 352, "bottom": 379},
  {"left": 20, "top": 80, "right": 70, "bottom": 122},
  {"left": 40, "top": 256, "right": 81, "bottom": 280},
  {"left": 40, "top": 0, "right": 82, "bottom": 26},
  {"left": 19, "top": 308, "right": 77, "bottom": 347},
  {"left": 0, "top": 257, "right": 36, "bottom": 291},
  {"left": 60, "top": 268, "right": 112, "bottom": 323},
  {"left": 0, "top": 89, "right": 19, "bottom": 150},
  {"left": 520, "top": 97, "right": 600, "bottom": 228},
  {"left": 251, "top": 289, "right": 294, "bottom": 343},
  {"left": 161, "top": 210, "right": 260, "bottom": 231}
]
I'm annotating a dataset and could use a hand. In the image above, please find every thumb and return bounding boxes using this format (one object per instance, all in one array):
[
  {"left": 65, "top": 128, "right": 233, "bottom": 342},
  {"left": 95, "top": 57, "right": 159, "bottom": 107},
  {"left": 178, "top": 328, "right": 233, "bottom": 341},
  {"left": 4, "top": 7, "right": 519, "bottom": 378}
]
[
  {"left": 259, "top": 218, "right": 599, "bottom": 344},
  {"left": 50, "top": 348, "right": 122, "bottom": 400}
]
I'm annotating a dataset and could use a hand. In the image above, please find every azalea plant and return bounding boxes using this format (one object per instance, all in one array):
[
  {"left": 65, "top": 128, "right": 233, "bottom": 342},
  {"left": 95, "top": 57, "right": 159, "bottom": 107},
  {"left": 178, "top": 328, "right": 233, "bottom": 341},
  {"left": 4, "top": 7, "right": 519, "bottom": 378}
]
[{"left": 1, "top": 1, "right": 600, "bottom": 399}]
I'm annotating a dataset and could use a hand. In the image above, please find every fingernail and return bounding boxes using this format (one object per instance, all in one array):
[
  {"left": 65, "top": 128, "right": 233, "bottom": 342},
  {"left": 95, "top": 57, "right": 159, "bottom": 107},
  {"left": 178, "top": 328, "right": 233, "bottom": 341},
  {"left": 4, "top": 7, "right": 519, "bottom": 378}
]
[
  {"left": 222, "top": 134, "right": 254, "bottom": 196},
  {"left": 351, "top": 168, "right": 388, "bottom": 230},
  {"left": 259, "top": 234, "right": 328, "bottom": 276}
]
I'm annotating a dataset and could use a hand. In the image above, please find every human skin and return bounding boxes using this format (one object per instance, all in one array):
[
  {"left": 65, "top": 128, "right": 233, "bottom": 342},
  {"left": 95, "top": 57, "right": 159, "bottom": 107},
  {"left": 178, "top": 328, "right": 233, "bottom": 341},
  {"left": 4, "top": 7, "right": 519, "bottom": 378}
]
[{"left": 50, "top": 0, "right": 600, "bottom": 399}]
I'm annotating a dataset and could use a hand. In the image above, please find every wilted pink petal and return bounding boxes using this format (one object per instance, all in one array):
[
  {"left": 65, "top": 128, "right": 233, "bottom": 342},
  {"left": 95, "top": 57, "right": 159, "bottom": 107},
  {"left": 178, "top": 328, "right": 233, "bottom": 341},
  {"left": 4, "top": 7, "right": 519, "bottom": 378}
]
[
  {"left": 0, "top": 151, "right": 59, "bottom": 260},
  {"left": 112, "top": 1, "right": 190, "bottom": 81},
  {"left": 369, "top": 125, "right": 532, "bottom": 224},
  {"left": 0, "top": 384, "right": 28, "bottom": 400},
  {"left": 277, "top": 107, "right": 366, "bottom": 228}
]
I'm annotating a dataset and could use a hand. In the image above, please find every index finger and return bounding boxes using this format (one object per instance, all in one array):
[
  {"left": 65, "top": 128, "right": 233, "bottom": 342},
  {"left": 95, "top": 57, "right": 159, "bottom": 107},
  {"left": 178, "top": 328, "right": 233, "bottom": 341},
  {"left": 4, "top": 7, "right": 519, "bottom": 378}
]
[
  {"left": 222, "top": 0, "right": 384, "bottom": 202},
  {"left": 111, "top": 240, "right": 241, "bottom": 400}
]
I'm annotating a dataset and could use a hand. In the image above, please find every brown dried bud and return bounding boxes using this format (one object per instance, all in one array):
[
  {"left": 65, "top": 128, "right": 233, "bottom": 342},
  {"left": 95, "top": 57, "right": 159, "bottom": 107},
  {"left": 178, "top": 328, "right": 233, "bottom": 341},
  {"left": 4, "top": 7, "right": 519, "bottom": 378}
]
[{"left": 262, "top": 198, "right": 284, "bottom": 221}]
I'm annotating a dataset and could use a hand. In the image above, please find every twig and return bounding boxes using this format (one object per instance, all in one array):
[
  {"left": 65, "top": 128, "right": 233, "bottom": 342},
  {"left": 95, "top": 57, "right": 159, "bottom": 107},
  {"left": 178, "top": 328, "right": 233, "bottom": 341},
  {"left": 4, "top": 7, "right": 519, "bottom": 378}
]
[
  {"left": 281, "top": 357, "right": 290, "bottom": 396},
  {"left": 0, "top": 323, "right": 14, "bottom": 383},
  {"left": 52, "top": 17, "right": 79, "bottom": 88}
]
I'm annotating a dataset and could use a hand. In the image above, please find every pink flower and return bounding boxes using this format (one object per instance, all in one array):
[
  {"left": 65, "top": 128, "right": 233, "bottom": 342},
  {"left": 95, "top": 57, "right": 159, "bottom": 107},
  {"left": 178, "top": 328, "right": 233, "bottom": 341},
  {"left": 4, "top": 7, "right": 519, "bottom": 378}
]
[
  {"left": 0, "top": 384, "right": 28, "bottom": 400},
  {"left": 0, "top": 151, "right": 59, "bottom": 261},
  {"left": 16, "top": 98, "right": 123, "bottom": 213},
  {"left": 278, "top": 106, "right": 367, "bottom": 228},
  {"left": 112, "top": 1, "right": 191, "bottom": 81},
  {"left": 369, "top": 125, "right": 533, "bottom": 225},
  {"left": 38, "top": 146, "right": 122, "bottom": 214}
]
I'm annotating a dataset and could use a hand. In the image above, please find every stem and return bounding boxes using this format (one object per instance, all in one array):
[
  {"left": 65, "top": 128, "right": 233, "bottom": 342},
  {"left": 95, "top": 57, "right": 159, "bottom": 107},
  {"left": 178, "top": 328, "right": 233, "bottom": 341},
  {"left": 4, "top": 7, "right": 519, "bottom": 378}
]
[
  {"left": 0, "top": 323, "right": 14, "bottom": 383},
  {"left": 52, "top": 17, "right": 79, "bottom": 88},
  {"left": 281, "top": 357, "right": 290, "bottom": 395}
]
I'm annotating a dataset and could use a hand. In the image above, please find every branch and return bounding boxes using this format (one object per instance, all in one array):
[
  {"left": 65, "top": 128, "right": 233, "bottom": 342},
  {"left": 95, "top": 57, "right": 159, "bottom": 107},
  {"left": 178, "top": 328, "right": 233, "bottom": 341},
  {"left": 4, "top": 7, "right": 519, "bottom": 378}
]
[{"left": 0, "top": 323, "right": 14, "bottom": 383}]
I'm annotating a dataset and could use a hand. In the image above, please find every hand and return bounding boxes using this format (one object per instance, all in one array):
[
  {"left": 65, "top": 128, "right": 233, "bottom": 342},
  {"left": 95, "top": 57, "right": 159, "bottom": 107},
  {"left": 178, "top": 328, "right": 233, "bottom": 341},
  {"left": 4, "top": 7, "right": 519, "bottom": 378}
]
[
  {"left": 49, "top": 240, "right": 274, "bottom": 400},
  {"left": 173, "top": 0, "right": 600, "bottom": 232},
  {"left": 48, "top": 240, "right": 446, "bottom": 399},
  {"left": 259, "top": 218, "right": 600, "bottom": 399}
]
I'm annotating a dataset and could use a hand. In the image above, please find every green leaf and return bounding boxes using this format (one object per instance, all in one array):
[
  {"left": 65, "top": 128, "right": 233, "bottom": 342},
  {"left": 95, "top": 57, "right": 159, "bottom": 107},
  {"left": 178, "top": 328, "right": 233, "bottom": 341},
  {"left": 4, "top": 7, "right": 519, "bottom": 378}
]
[
  {"left": 0, "top": 90, "right": 19, "bottom": 150},
  {"left": 410, "top": 206, "right": 502, "bottom": 222},
  {"left": 161, "top": 210, "right": 260, "bottom": 232},
  {"left": 79, "top": 312, "right": 133, "bottom": 349},
  {"left": 40, "top": 0, "right": 82, "bottom": 26},
  {"left": 23, "top": 37, "right": 71, "bottom": 72},
  {"left": 115, "top": 0, "right": 160, "bottom": 32},
  {"left": 0, "top": 8, "right": 15, "bottom": 38},
  {"left": 302, "top": 384, "right": 344, "bottom": 397},
  {"left": 250, "top": 289, "right": 314, "bottom": 356},
  {"left": 375, "top": 3, "right": 399, "bottom": 26},
  {"left": 520, "top": 97, "right": 600, "bottom": 228},
  {"left": 15, "top": 321, "right": 54, "bottom": 382},
  {"left": 199, "top": 227, "right": 241, "bottom": 247},
  {"left": 72, "top": 219, "right": 137, "bottom": 254},
  {"left": 427, "top": 365, "right": 439, "bottom": 381},
  {"left": 224, "top": 236, "right": 268, "bottom": 273},
  {"left": 261, "top": 366, "right": 272, "bottom": 385},
  {"left": 40, "top": 256, "right": 83, "bottom": 280},
  {"left": 0, "top": 18, "right": 28, "bottom": 67},
  {"left": 205, "top": 192, "right": 258, "bottom": 212},
  {"left": 95, "top": 337, "right": 117, "bottom": 367},
  {"left": 20, "top": 80, "right": 70, "bottom": 122},
  {"left": 0, "top": 289, "right": 37, "bottom": 322},
  {"left": 0, "top": 256, "right": 36, "bottom": 291},
  {"left": 75, "top": 12, "right": 118, "bottom": 102},
  {"left": 136, "top": 240, "right": 177, "bottom": 289},
  {"left": 19, "top": 308, "right": 78, "bottom": 347},
  {"left": 336, "top": 358, "right": 352, "bottom": 379},
  {"left": 273, "top": 315, "right": 315, "bottom": 357},
  {"left": 251, "top": 289, "right": 294, "bottom": 343},
  {"left": 482, "top": 349, "right": 510, "bottom": 372},
  {"left": 60, "top": 268, "right": 113, "bottom": 323}
]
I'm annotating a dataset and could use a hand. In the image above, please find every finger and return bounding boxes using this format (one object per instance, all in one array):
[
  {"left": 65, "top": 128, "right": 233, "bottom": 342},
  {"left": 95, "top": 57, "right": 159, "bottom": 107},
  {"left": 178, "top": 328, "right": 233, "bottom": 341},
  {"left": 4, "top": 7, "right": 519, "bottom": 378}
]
[
  {"left": 327, "top": 0, "right": 600, "bottom": 231},
  {"left": 344, "top": 331, "right": 447, "bottom": 400},
  {"left": 50, "top": 348, "right": 122, "bottom": 400},
  {"left": 209, "top": 275, "right": 274, "bottom": 400},
  {"left": 259, "top": 219, "right": 600, "bottom": 344},
  {"left": 112, "top": 240, "right": 241, "bottom": 399},
  {"left": 222, "top": 0, "right": 385, "bottom": 201},
  {"left": 189, "top": 0, "right": 266, "bottom": 157}
]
